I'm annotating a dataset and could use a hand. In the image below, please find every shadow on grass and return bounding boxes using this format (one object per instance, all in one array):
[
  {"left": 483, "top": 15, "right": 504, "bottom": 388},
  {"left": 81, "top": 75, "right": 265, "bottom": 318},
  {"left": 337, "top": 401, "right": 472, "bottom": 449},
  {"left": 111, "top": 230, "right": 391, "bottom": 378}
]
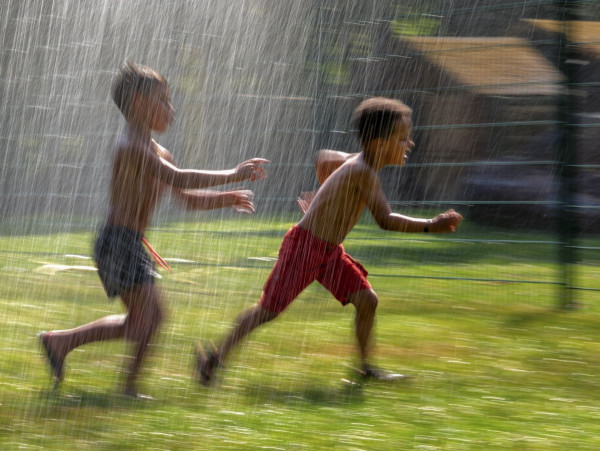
[
  {"left": 241, "top": 380, "right": 365, "bottom": 406},
  {"left": 502, "top": 305, "right": 593, "bottom": 329},
  {"left": 348, "top": 240, "right": 557, "bottom": 267},
  {"left": 36, "top": 387, "right": 159, "bottom": 412}
]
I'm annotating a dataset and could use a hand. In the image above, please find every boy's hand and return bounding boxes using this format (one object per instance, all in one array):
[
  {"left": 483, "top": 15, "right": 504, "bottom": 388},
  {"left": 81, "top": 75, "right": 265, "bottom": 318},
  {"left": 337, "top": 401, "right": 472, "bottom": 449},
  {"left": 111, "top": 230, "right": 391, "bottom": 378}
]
[
  {"left": 296, "top": 191, "right": 316, "bottom": 214},
  {"left": 224, "top": 189, "right": 255, "bottom": 214},
  {"left": 429, "top": 209, "right": 463, "bottom": 233},
  {"left": 234, "top": 159, "right": 269, "bottom": 182}
]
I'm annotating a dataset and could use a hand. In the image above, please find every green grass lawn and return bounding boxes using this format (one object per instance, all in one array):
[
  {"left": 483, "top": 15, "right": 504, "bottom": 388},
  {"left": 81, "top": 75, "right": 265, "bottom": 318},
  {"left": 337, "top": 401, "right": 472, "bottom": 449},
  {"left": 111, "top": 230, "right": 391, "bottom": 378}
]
[{"left": 0, "top": 213, "right": 599, "bottom": 450}]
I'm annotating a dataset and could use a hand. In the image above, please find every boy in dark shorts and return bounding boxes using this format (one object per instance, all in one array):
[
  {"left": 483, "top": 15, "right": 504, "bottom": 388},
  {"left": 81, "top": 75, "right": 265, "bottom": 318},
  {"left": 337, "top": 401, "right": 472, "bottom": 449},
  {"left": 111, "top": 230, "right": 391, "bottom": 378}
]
[
  {"left": 196, "top": 97, "right": 462, "bottom": 384},
  {"left": 40, "top": 62, "right": 268, "bottom": 397}
]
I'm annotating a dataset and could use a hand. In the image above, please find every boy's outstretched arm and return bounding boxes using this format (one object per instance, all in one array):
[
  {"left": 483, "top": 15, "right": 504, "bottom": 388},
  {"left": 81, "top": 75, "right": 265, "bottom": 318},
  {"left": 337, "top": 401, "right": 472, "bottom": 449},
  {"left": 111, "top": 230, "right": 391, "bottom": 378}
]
[
  {"left": 156, "top": 155, "right": 269, "bottom": 189},
  {"left": 174, "top": 189, "right": 255, "bottom": 214},
  {"left": 150, "top": 143, "right": 268, "bottom": 189},
  {"left": 362, "top": 170, "right": 463, "bottom": 233}
]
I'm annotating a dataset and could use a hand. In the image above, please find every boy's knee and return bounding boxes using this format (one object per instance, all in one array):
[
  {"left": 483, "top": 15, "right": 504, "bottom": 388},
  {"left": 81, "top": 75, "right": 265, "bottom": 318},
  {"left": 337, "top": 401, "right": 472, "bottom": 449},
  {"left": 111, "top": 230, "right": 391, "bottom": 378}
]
[
  {"left": 125, "top": 289, "right": 165, "bottom": 341},
  {"left": 151, "top": 300, "right": 165, "bottom": 327},
  {"left": 143, "top": 296, "right": 165, "bottom": 334},
  {"left": 351, "top": 289, "right": 378, "bottom": 313},
  {"left": 126, "top": 310, "right": 162, "bottom": 342}
]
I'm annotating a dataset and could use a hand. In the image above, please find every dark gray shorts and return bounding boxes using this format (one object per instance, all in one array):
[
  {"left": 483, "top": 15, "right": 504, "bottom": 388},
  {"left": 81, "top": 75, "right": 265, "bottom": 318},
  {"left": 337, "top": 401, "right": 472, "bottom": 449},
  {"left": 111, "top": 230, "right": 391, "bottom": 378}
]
[{"left": 94, "top": 224, "right": 155, "bottom": 298}]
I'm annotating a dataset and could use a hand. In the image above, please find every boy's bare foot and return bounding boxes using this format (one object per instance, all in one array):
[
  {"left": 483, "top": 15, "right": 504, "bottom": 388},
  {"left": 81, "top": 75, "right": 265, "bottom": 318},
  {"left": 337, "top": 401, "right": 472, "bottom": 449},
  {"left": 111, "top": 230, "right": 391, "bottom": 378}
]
[
  {"left": 195, "top": 343, "right": 221, "bottom": 386},
  {"left": 358, "top": 364, "right": 410, "bottom": 382},
  {"left": 38, "top": 331, "right": 64, "bottom": 389}
]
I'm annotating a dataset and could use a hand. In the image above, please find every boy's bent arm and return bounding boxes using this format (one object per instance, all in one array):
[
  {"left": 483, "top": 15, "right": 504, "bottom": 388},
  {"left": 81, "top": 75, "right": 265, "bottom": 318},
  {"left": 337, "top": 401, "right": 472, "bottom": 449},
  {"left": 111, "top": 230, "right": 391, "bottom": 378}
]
[
  {"left": 315, "top": 150, "right": 357, "bottom": 184},
  {"left": 361, "top": 171, "right": 462, "bottom": 233},
  {"left": 366, "top": 189, "right": 429, "bottom": 233},
  {"left": 297, "top": 150, "right": 358, "bottom": 213}
]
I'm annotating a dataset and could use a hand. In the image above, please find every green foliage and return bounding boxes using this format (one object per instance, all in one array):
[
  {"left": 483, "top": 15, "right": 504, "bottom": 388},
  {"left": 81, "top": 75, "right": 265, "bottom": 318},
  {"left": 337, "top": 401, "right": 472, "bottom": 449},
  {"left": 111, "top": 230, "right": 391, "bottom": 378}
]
[
  {"left": 322, "top": 62, "right": 351, "bottom": 86},
  {"left": 390, "top": 4, "right": 441, "bottom": 37},
  {"left": 0, "top": 215, "right": 599, "bottom": 449},
  {"left": 391, "top": 17, "right": 440, "bottom": 37}
]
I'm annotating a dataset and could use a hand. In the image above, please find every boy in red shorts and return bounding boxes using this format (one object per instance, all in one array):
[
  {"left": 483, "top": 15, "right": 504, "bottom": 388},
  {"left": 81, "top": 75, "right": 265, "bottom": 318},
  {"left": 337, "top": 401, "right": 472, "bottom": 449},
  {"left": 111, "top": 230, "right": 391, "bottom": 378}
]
[{"left": 196, "top": 97, "right": 462, "bottom": 384}]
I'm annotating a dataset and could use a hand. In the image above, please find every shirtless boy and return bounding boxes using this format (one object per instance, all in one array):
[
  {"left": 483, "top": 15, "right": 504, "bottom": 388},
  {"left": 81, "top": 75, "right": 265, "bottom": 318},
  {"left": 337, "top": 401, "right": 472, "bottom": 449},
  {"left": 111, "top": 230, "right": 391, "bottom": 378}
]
[
  {"left": 196, "top": 97, "right": 462, "bottom": 384},
  {"left": 40, "top": 62, "right": 268, "bottom": 397}
]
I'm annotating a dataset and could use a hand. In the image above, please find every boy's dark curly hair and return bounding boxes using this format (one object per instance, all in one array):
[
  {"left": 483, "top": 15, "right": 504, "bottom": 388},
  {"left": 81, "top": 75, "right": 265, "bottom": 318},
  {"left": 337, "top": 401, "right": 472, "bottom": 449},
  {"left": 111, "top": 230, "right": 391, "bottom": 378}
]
[{"left": 352, "top": 97, "right": 412, "bottom": 146}]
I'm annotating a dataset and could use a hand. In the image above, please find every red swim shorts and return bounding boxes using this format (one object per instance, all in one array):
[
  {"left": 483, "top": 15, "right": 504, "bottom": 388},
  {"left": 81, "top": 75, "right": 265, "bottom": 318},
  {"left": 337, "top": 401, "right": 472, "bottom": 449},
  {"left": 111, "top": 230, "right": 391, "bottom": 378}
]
[{"left": 260, "top": 225, "right": 372, "bottom": 313}]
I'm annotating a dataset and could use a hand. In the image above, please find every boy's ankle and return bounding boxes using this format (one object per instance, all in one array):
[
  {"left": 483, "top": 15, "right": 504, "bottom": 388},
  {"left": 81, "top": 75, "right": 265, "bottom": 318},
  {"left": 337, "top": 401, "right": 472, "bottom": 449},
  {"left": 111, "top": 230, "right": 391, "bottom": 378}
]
[{"left": 195, "top": 343, "right": 222, "bottom": 386}]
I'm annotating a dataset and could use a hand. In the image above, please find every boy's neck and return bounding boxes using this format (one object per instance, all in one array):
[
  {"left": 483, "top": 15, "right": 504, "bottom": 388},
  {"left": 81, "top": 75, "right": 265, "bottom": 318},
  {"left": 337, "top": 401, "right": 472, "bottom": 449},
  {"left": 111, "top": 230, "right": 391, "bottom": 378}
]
[
  {"left": 126, "top": 123, "right": 152, "bottom": 146},
  {"left": 362, "top": 144, "right": 386, "bottom": 171}
]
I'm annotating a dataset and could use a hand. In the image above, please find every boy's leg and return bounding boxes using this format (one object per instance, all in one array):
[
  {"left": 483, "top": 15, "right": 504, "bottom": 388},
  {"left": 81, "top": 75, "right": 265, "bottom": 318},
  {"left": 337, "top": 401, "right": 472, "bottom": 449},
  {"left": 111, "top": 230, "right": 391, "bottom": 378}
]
[
  {"left": 40, "top": 283, "right": 164, "bottom": 393},
  {"left": 196, "top": 303, "right": 277, "bottom": 385},
  {"left": 348, "top": 288, "right": 408, "bottom": 381},
  {"left": 197, "top": 226, "right": 316, "bottom": 385},
  {"left": 40, "top": 314, "right": 129, "bottom": 385},
  {"left": 197, "top": 304, "right": 277, "bottom": 383},
  {"left": 348, "top": 288, "right": 378, "bottom": 367},
  {"left": 120, "top": 284, "right": 165, "bottom": 395},
  {"left": 219, "top": 303, "right": 278, "bottom": 360},
  {"left": 318, "top": 249, "right": 376, "bottom": 369}
]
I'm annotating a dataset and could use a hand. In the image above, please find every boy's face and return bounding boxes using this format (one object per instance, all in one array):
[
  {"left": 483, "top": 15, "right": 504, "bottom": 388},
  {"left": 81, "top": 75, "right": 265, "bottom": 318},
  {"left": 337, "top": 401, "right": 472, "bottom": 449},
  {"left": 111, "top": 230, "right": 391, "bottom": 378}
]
[
  {"left": 141, "top": 83, "right": 174, "bottom": 133},
  {"left": 384, "top": 117, "right": 414, "bottom": 166}
]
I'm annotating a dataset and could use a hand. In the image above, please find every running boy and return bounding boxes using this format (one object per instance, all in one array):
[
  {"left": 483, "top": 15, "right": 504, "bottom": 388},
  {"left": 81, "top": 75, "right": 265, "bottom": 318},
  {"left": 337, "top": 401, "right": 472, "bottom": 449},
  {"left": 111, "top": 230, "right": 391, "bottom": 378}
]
[
  {"left": 40, "top": 62, "right": 268, "bottom": 397},
  {"left": 196, "top": 97, "right": 462, "bottom": 384}
]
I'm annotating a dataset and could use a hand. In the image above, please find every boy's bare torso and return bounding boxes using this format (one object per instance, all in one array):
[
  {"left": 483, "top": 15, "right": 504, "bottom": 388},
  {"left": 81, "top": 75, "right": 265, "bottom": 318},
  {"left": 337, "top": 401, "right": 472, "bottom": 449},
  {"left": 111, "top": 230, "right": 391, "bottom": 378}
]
[
  {"left": 107, "top": 137, "right": 169, "bottom": 233},
  {"left": 298, "top": 154, "right": 375, "bottom": 245}
]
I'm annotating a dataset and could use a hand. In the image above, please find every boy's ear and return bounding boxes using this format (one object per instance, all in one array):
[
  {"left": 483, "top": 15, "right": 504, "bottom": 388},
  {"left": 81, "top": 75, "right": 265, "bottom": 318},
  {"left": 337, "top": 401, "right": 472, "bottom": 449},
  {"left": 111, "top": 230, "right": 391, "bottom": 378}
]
[
  {"left": 131, "top": 92, "right": 145, "bottom": 110},
  {"left": 367, "top": 136, "right": 384, "bottom": 151},
  {"left": 129, "top": 92, "right": 149, "bottom": 120}
]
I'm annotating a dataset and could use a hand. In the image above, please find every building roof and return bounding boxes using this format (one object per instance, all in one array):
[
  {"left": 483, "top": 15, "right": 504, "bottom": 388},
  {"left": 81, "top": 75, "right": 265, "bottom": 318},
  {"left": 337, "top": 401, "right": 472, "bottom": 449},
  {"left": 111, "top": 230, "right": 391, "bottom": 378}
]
[
  {"left": 404, "top": 37, "right": 564, "bottom": 96},
  {"left": 523, "top": 20, "right": 600, "bottom": 57}
]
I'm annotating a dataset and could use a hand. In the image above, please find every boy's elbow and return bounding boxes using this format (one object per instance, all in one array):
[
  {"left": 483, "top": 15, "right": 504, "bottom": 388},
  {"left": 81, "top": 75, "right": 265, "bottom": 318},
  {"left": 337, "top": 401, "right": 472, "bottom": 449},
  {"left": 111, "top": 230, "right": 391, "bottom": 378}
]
[{"left": 376, "top": 217, "right": 392, "bottom": 231}]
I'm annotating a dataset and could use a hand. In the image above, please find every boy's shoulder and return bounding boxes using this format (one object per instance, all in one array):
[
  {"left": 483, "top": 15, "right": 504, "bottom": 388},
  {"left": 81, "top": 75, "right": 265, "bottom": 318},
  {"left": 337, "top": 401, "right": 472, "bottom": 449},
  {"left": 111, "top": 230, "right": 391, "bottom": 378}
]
[
  {"left": 316, "top": 149, "right": 375, "bottom": 185},
  {"left": 112, "top": 137, "right": 156, "bottom": 173},
  {"left": 339, "top": 153, "right": 376, "bottom": 178},
  {"left": 324, "top": 155, "right": 379, "bottom": 195},
  {"left": 114, "top": 138, "right": 172, "bottom": 163}
]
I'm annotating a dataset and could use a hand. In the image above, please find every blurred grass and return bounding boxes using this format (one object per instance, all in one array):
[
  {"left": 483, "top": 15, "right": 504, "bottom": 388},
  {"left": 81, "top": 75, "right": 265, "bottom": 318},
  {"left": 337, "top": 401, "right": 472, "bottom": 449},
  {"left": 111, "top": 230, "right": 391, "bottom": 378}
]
[{"left": 0, "top": 212, "right": 599, "bottom": 450}]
